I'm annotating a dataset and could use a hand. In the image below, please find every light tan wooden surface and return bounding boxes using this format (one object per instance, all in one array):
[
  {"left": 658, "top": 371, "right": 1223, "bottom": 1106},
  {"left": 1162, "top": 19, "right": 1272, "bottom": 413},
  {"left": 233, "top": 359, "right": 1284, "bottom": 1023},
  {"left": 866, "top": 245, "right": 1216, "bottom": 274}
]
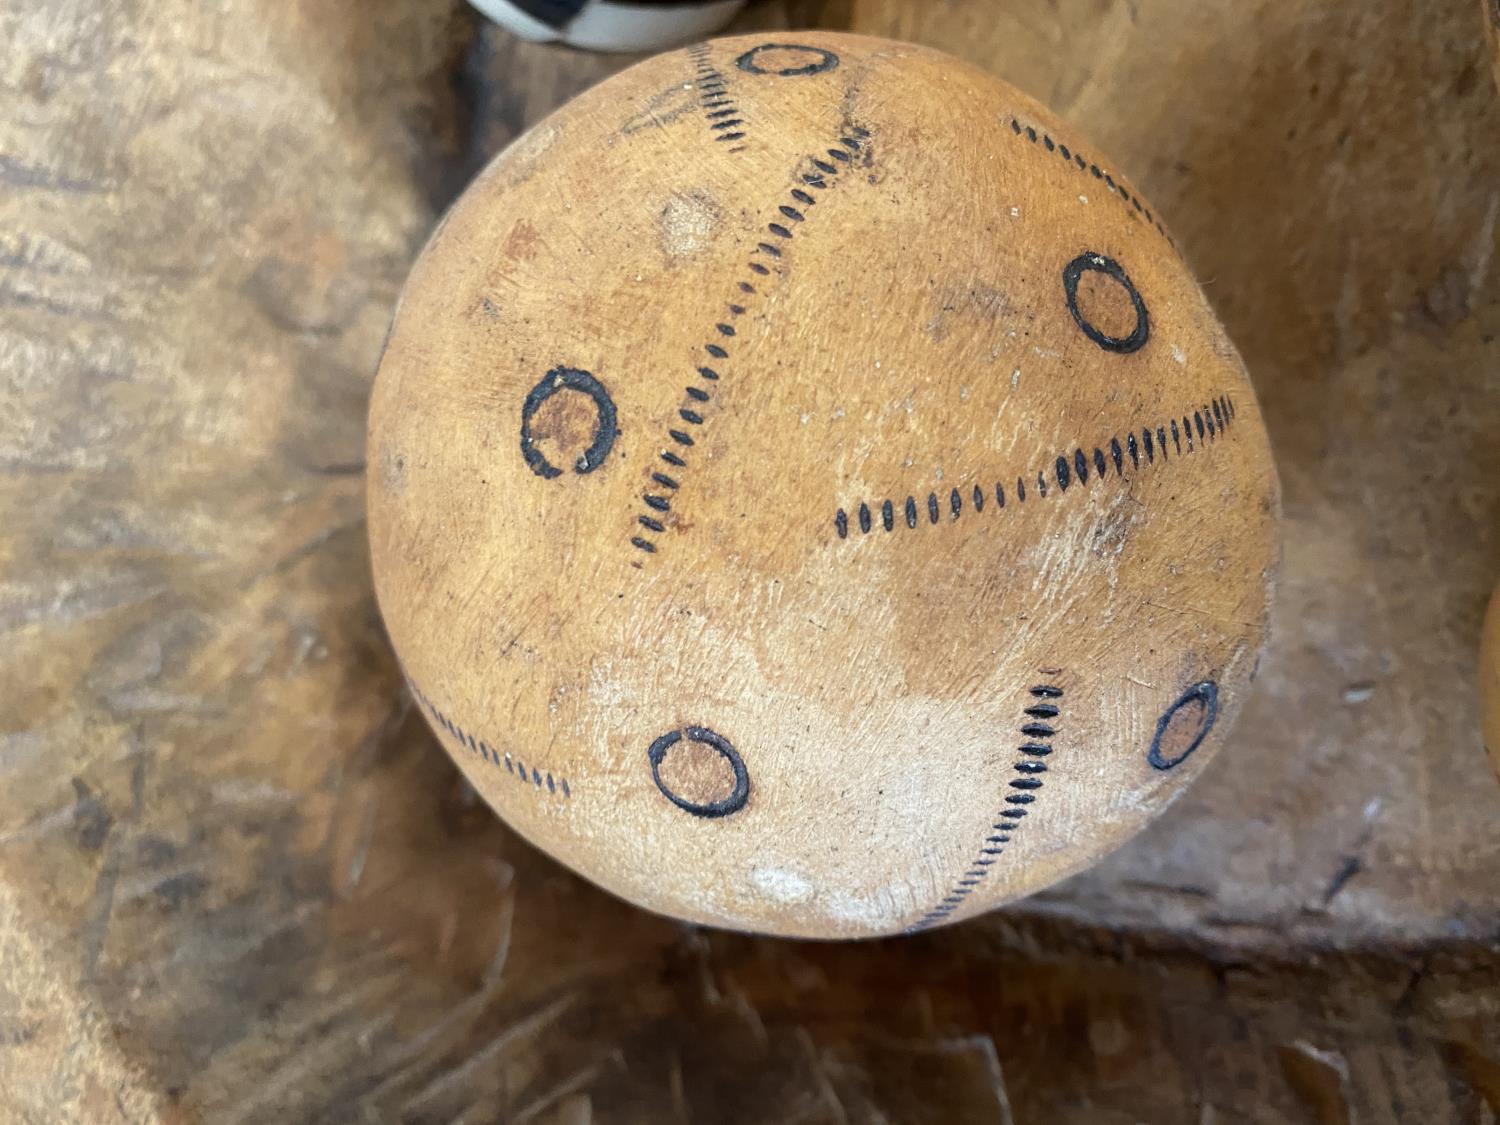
[{"left": 1, "top": 0, "right": 1497, "bottom": 1120}]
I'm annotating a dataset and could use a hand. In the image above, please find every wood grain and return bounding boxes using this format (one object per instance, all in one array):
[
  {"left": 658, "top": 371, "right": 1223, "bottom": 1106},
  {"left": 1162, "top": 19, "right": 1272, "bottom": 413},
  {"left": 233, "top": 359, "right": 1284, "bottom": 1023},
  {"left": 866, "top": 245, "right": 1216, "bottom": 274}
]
[
  {"left": 1484, "top": 581, "right": 1499, "bottom": 776},
  {"left": 1487, "top": 0, "right": 1500, "bottom": 90},
  {"left": 1, "top": 0, "right": 1497, "bottom": 1119}
]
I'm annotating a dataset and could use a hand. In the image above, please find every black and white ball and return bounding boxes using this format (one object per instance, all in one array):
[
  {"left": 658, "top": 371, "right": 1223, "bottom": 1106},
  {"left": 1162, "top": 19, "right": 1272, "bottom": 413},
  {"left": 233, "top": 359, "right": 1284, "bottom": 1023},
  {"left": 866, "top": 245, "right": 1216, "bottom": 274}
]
[{"left": 469, "top": 0, "right": 746, "bottom": 52}]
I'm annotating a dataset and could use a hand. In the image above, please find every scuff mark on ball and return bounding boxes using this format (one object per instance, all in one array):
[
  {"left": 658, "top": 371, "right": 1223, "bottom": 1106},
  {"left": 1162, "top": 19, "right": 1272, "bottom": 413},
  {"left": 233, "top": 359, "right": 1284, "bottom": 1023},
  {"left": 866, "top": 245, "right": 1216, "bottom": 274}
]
[{"left": 658, "top": 190, "right": 722, "bottom": 261}]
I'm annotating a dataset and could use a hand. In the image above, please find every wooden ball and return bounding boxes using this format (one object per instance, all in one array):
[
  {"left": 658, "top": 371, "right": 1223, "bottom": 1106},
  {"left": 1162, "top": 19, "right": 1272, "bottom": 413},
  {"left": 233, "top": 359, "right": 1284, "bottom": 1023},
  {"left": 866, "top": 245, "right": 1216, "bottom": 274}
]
[
  {"left": 367, "top": 33, "right": 1281, "bottom": 938},
  {"left": 1483, "top": 581, "right": 1500, "bottom": 773}
]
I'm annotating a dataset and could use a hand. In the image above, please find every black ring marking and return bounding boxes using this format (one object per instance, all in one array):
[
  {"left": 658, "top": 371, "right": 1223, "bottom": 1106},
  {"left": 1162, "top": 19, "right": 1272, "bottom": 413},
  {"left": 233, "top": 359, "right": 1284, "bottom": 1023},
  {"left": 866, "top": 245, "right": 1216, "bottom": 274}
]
[
  {"left": 735, "top": 43, "right": 840, "bottom": 77},
  {"left": 1147, "top": 680, "right": 1219, "bottom": 770},
  {"left": 1062, "top": 253, "right": 1150, "bottom": 354},
  {"left": 519, "top": 366, "right": 618, "bottom": 480},
  {"left": 648, "top": 726, "right": 750, "bottom": 818}
]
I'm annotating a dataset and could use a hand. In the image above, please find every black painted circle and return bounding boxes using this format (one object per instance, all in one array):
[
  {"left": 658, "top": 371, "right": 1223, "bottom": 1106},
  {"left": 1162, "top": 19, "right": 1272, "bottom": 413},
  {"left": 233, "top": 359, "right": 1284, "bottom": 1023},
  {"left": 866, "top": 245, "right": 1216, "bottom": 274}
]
[
  {"left": 1147, "top": 681, "right": 1219, "bottom": 770},
  {"left": 1062, "top": 252, "right": 1150, "bottom": 354},
  {"left": 735, "top": 43, "right": 840, "bottom": 77},
  {"left": 647, "top": 726, "right": 750, "bottom": 818},
  {"left": 518, "top": 366, "right": 618, "bottom": 480}
]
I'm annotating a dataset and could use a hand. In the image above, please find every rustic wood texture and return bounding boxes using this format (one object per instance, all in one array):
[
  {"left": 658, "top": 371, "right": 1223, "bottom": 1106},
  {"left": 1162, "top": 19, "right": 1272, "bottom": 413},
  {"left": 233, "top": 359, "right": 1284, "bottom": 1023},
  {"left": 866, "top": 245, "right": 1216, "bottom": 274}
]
[
  {"left": 1, "top": 0, "right": 1497, "bottom": 1120},
  {"left": 1488, "top": 0, "right": 1500, "bottom": 90},
  {"left": 368, "top": 32, "right": 1280, "bottom": 939},
  {"left": 1484, "top": 582, "right": 1499, "bottom": 774}
]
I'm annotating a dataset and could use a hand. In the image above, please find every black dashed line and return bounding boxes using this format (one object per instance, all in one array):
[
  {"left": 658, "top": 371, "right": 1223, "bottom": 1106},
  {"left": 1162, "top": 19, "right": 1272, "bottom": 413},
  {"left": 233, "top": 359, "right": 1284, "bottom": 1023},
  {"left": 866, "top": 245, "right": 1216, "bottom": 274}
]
[
  {"left": 1008, "top": 113, "right": 1175, "bottom": 246},
  {"left": 409, "top": 679, "right": 571, "bottom": 798},
  {"left": 635, "top": 126, "right": 869, "bottom": 557},
  {"left": 909, "top": 687, "right": 1063, "bottom": 931}
]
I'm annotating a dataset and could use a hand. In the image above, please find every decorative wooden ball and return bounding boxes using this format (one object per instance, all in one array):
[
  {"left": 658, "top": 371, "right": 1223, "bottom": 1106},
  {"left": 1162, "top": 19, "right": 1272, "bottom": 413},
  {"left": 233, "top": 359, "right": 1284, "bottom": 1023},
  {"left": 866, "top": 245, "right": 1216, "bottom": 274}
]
[
  {"left": 367, "top": 33, "right": 1281, "bottom": 938},
  {"left": 1483, "top": 581, "right": 1500, "bottom": 773}
]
